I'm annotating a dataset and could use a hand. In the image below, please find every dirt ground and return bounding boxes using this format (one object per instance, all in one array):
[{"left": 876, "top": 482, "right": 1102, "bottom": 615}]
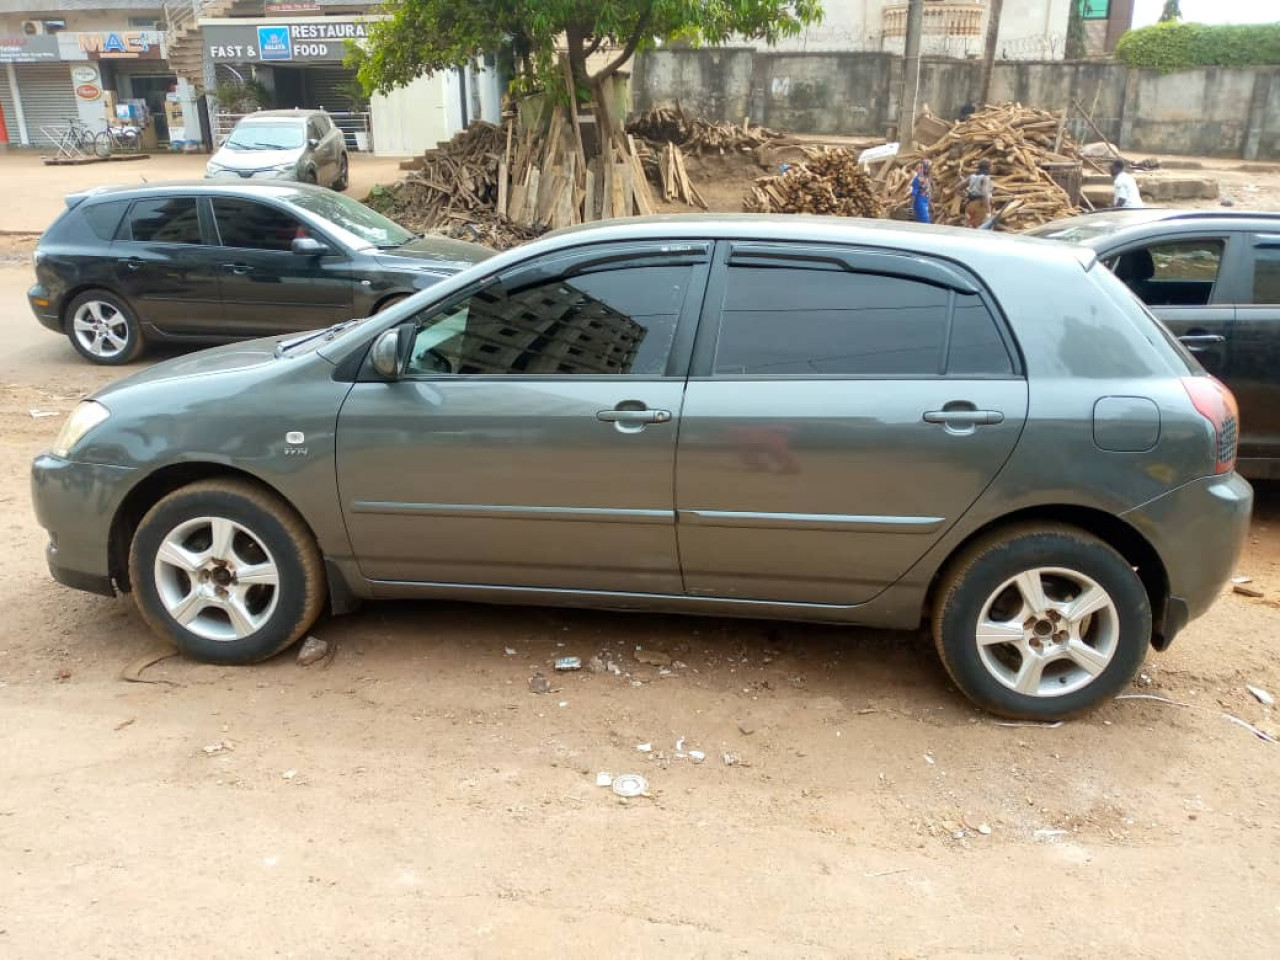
[{"left": 3, "top": 155, "right": 1280, "bottom": 958}]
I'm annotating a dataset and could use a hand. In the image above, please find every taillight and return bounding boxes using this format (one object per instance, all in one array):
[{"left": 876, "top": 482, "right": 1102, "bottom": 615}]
[{"left": 1182, "top": 376, "right": 1238, "bottom": 475}]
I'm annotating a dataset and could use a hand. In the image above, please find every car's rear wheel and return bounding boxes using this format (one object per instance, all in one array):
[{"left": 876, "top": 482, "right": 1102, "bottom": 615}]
[
  {"left": 932, "top": 524, "right": 1150, "bottom": 720},
  {"left": 128, "top": 479, "right": 325, "bottom": 664},
  {"left": 65, "top": 290, "right": 145, "bottom": 365},
  {"left": 333, "top": 154, "right": 349, "bottom": 191},
  {"left": 302, "top": 166, "right": 318, "bottom": 185}
]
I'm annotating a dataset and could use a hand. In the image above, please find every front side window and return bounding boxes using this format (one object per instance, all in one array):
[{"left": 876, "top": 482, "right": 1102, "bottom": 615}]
[
  {"left": 1251, "top": 247, "right": 1280, "bottom": 304},
  {"left": 213, "top": 198, "right": 308, "bottom": 252},
  {"left": 1109, "top": 238, "right": 1225, "bottom": 307},
  {"left": 405, "top": 265, "right": 693, "bottom": 377},
  {"left": 288, "top": 189, "right": 412, "bottom": 248},
  {"left": 127, "top": 197, "right": 201, "bottom": 245}
]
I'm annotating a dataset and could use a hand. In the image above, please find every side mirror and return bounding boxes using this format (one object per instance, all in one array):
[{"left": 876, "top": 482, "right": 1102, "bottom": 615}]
[
  {"left": 370, "top": 327, "right": 406, "bottom": 380},
  {"left": 307, "top": 137, "right": 319, "bottom": 149},
  {"left": 291, "top": 237, "right": 332, "bottom": 256}
]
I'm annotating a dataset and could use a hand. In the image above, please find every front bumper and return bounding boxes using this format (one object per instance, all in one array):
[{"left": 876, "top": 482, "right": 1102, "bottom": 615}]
[
  {"left": 206, "top": 167, "right": 298, "bottom": 182},
  {"left": 31, "top": 454, "right": 138, "bottom": 597},
  {"left": 27, "top": 283, "right": 61, "bottom": 332},
  {"left": 1121, "top": 471, "right": 1253, "bottom": 643}
]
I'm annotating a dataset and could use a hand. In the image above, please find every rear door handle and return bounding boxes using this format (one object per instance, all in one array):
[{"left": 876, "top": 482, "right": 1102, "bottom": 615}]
[
  {"left": 118, "top": 257, "right": 143, "bottom": 271},
  {"left": 222, "top": 262, "right": 254, "bottom": 275},
  {"left": 596, "top": 409, "right": 671, "bottom": 425},
  {"left": 923, "top": 410, "right": 1005, "bottom": 426}
]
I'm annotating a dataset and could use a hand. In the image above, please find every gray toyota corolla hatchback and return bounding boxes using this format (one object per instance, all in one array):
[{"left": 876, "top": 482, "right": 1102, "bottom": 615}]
[{"left": 31, "top": 216, "right": 1252, "bottom": 719}]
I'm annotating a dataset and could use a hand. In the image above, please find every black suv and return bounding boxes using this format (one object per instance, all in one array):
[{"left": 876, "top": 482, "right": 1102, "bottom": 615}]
[
  {"left": 1029, "top": 210, "right": 1280, "bottom": 479},
  {"left": 27, "top": 182, "right": 491, "bottom": 365}
]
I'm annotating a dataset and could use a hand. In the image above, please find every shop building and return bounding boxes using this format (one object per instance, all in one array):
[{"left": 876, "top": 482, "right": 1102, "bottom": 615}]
[{"left": 0, "top": 1, "right": 202, "bottom": 148}]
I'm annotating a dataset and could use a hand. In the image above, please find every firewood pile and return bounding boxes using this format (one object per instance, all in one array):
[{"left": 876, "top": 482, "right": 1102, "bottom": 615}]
[
  {"left": 627, "top": 106, "right": 788, "bottom": 155},
  {"left": 877, "top": 103, "right": 1082, "bottom": 230},
  {"left": 652, "top": 141, "right": 707, "bottom": 208},
  {"left": 744, "top": 148, "right": 884, "bottom": 219}
]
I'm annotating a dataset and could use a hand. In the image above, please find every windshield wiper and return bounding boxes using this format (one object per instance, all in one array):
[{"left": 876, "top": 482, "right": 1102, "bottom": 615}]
[
  {"left": 274, "top": 317, "right": 367, "bottom": 357},
  {"left": 375, "top": 233, "right": 423, "bottom": 249}
]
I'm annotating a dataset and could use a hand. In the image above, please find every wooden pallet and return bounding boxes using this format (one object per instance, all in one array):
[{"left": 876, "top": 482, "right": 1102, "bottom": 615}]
[{"left": 41, "top": 152, "right": 151, "bottom": 166}]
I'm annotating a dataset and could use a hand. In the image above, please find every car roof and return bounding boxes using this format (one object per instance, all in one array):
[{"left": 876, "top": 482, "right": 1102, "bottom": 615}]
[
  {"left": 1028, "top": 208, "right": 1280, "bottom": 248},
  {"left": 237, "top": 109, "right": 321, "bottom": 122},
  {"left": 65, "top": 180, "right": 330, "bottom": 206}
]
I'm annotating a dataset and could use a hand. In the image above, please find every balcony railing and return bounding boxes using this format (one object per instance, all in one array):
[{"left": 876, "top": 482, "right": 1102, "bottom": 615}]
[{"left": 882, "top": 1, "right": 987, "bottom": 40}]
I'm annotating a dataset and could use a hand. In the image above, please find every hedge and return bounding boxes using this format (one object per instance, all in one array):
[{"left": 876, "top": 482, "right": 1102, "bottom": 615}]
[{"left": 1116, "top": 21, "right": 1280, "bottom": 72}]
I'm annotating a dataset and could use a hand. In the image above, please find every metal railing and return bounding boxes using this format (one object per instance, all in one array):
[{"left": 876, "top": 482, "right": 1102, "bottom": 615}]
[
  {"left": 163, "top": 0, "right": 220, "bottom": 36},
  {"left": 215, "top": 110, "right": 374, "bottom": 151}
]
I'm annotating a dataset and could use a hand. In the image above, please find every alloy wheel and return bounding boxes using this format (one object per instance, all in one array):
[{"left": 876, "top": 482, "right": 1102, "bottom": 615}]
[{"left": 72, "top": 300, "right": 131, "bottom": 359}]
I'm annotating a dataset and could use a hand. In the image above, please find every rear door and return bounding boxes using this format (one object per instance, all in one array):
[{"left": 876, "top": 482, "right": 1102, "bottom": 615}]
[
  {"left": 113, "top": 196, "right": 223, "bottom": 333},
  {"left": 1103, "top": 234, "right": 1236, "bottom": 377},
  {"left": 209, "top": 197, "right": 354, "bottom": 334},
  {"left": 1230, "top": 234, "right": 1280, "bottom": 468},
  {"left": 675, "top": 242, "right": 1027, "bottom": 605}
]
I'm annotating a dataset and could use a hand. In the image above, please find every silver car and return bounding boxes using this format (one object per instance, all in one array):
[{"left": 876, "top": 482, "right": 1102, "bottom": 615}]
[
  {"left": 30, "top": 216, "right": 1252, "bottom": 719},
  {"left": 206, "top": 109, "right": 348, "bottom": 191}
]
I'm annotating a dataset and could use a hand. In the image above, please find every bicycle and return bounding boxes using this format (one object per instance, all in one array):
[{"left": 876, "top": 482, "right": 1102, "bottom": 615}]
[
  {"left": 41, "top": 117, "right": 110, "bottom": 160},
  {"left": 96, "top": 124, "right": 141, "bottom": 156}
]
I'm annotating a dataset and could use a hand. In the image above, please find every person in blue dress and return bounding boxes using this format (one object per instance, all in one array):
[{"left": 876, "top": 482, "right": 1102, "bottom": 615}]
[{"left": 910, "top": 159, "right": 933, "bottom": 224}]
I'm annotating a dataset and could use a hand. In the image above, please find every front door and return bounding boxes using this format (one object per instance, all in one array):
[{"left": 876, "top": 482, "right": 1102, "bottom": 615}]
[
  {"left": 676, "top": 243, "right": 1028, "bottom": 605},
  {"left": 209, "top": 197, "right": 353, "bottom": 334},
  {"left": 113, "top": 195, "right": 223, "bottom": 334},
  {"left": 336, "top": 243, "right": 711, "bottom": 592},
  {"left": 1231, "top": 236, "right": 1280, "bottom": 468}
]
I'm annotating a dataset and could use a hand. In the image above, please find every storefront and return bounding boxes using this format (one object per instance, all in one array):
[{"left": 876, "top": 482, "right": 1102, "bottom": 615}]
[{"left": 1, "top": 33, "right": 76, "bottom": 146}]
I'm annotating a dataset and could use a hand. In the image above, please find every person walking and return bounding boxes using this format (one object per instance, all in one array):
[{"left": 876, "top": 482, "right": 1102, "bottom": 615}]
[
  {"left": 1111, "top": 158, "right": 1144, "bottom": 208},
  {"left": 910, "top": 159, "right": 933, "bottom": 224},
  {"left": 963, "top": 159, "right": 993, "bottom": 227}
]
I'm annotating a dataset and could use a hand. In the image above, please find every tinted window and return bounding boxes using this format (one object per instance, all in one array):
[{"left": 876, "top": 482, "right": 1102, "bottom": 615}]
[
  {"left": 128, "top": 197, "right": 201, "bottom": 245},
  {"left": 213, "top": 198, "right": 308, "bottom": 252},
  {"left": 949, "top": 294, "right": 1013, "bottom": 375},
  {"left": 1253, "top": 248, "right": 1280, "bottom": 304},
  {"left": 1109, "top": 238, "right": 1224, "bottom": 307},
  {"left": 82, "top": 200, "right": 129, "bottom": 241},
  {"left": 714, "top": 266, "right": 950, "bottom": 375},
  {"left": 407, "top": 265, "right": 692, "bottom": 376}
]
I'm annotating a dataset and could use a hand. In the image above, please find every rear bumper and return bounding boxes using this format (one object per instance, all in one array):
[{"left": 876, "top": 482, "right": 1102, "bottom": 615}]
[
  {"left": 27, "top": 283, "right": 62, "bottom": 332},
  {"left": 1121, "top": 472, "right": 1253, "bottom": 642},
  {"left": 31, "top": 454, "right": 137, "bottom": 596}
]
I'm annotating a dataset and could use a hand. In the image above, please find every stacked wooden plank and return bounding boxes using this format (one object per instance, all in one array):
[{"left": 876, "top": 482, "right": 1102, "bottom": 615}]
[
  {"left": 627, "top": 106, "right": 787, "bottom": 154},
  {"left": 878, "top": 103, "right": 1082, "bottom": 230},
  {"left": 744, "top": 148, "right": 884, "bottom": 219},
  {"left": 653, "top": 141, "right": 707, "bottom": 208}
]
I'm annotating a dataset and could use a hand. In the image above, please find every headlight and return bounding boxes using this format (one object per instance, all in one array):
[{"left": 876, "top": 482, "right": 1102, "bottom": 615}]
[
  {"left": 269, "top": 162, "right": 297, "bottom": 173},
  {"left": 52, "top": 401, "right": 110, "bottom": 458},
  {"left": 206, "top": 161, "right": 226, "bottom": 175}
]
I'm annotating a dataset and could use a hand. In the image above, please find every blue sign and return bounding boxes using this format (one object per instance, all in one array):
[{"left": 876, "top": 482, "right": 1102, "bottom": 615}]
[{"left": 257, "top": 25, "right": 292, "bottom": 61}]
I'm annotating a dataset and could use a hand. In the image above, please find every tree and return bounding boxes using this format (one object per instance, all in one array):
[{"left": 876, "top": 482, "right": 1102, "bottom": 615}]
[
  {"left": 351, "top": 0, "right": 824, "bottom": 103},
  {"left": 1159, "top": 1, "right": 1182, "bottom": 22}
]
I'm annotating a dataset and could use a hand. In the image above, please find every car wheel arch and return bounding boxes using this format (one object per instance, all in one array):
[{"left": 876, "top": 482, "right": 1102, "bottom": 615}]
[
  {"left": 923, "top": 504, "right": 1171, "bottom": 650},
  {"left": 61, "top": 284, "right": 137, "bottom": 325},
  {"left": 108, "top": 462, "right": 325, "bottom": 595}
]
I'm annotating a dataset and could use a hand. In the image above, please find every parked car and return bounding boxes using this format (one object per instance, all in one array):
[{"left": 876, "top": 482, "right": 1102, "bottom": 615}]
[
  {"left": 1026, "top": 209, "right": 1280, "bottom": 478},
  {"left": 26, "top": 182, "right": 491, "bottom": 365},
  {"left": 206, "top": 109, "right": 348, "bottom": 190},
  {"left": 31, "top": 216, "right": 1251, "bottom": 719}
]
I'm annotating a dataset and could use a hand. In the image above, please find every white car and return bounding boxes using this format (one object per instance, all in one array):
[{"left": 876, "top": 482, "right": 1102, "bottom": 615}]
[{"left": 206, "top": 109, "right": 348, "bottom": 191}]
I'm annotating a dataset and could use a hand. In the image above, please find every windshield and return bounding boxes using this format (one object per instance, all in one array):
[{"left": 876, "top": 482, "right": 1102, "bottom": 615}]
[
  {"left": 1023, "top": 211, "right": 1165, "bottom": 244},
  {"left": 226, "top": 121, "right": 306, "bottom": 151},
  {"left": 289, "top": 190, "right": 414, "bottom": 248}
]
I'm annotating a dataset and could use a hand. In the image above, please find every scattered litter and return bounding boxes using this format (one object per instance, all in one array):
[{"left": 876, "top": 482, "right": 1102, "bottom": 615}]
[
  {"left": 1221, "top": 713, "right": 1279, "bottom": 744},
  {"left": 612, "top": 774, "right": 649, "bottom": 798},
  {"left": 595, "top": 772, "right": 613, "bottom": 787},
  {"left": 723, "top": 752, "right": 742, "bottom": 766},
  {"left": 675, "top": 737, "right": 685, "bottom": 751},
  {"left": 282, "top": 769, "right": 297, "bottom": 780},
  {"left": 634, "top": 649, "right": 672, "bottom": 667},
  {"left": 738, "top": 719, "right": 756, "bottom": 736},
  {"left": 528, "top": 673, "right": 551, "bottom": 694},
  {"left": 114, "top": 717, "right": 136, "bottom": 731},
  {"left": 995, "top": 720, "right": 1064, "bottom": 729},
  {"left": 1116, "top": 693, "right": 1277, "bottom": 744},
  {"left": 54, "top": 667, "right": 72, "bottom": 683},
  {"left": 202, "top": 740, "right": 232, "bottom": 755},
  {"left": 1034, "top": 828, "right": 1068, "bottom": 840},
  {"left": 29, "top": 409, "right": 59, "bottom": 418},
  {"left": 689, "top": 750, "right": 706, "bottom": 764},
  {"left": 558, "top": 700, "right": 568, "bottom": 708},
  {"left": 636, "top": 742, "right": 652, "bottom": 753},
  {"left": 672, "top": 660, "right": 688, "bottom": 669},
  {"left": 504, "top": 647, "right": 517, "bottom": 656},
  {"left": 977, "top": 823, "right": 993, "bottom": 836},
  {"left": 554, "top": 656, "right": 582, "bottom": 671},
  {"left": 296, "top": 636, "right": 329, "bottom": 666},
  {"left": 1233, "top": 583, "right": 1265, "bottom": 598},
  {"left": 1231, "top": 575, "right": 1253, "bottom": 584},
  {"left": 120, "top": 650, "right": 179, "bottom": 686},
  {"left": 609, "top": 662, "right": 623, "bottom": 676},
  {"left": 865, "top": 868, "right": 909, "bottom": 878},
  {"left": 924, "top": 753, "right": 936, "bottom": 765},
  {"left": 1246, "top": 685, "right": 1275, "bottom": 707}
]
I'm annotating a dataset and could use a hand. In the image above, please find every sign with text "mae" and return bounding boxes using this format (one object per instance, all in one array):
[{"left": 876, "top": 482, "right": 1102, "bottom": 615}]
[{"left": 204, "top": 20, "right": 371, "bottom": 64}]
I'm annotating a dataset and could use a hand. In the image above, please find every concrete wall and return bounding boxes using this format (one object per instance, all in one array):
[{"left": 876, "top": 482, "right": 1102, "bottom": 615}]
[{"left": 632, "top": 48, "right": 1280, "bottom": 160}]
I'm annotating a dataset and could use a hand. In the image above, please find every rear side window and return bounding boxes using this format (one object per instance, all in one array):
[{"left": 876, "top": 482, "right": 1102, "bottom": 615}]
[
  {"left": 714, "top": 265, "right": 1011, "bottom": 376},
  {"left": 127, "top": 198, "right": 202, "bottom": 245},
  {"left": 1252, "top": 248, "right": 1280, "bottom": 304},
  {"left": 1091, "top": 264, "right": 1200, "bottom": 375},
  {"left": 82, "top": 200, "right": 129, "bottom": 241},
  {"left": 213, "top": 198, "right": 307, "bottom": 252}
]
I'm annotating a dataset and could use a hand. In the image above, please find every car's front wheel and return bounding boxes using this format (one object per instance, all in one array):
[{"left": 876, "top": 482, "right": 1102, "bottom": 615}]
[
  {"left": 65, "top": 290, "right": 145, "bottom": 365},
  {"left": 932, "top": 523, "right": 1150, "bottom": 720},
  {"left": 128, "top": 479, "right": 325, "bottom": 664},
  {"left": 333, "top": 154, "right": 349, "bottom": 191}
]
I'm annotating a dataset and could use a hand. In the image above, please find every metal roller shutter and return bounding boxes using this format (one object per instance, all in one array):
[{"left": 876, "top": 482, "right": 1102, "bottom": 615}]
[
  {"left": 0, "top": 72, "right": 16, "bottom": 145},
  {"left": 14, "top": 63, "right": 77, "bottom": 147},
  {"left": 301, "top": 65, "right": 363, "bottom": 112}
]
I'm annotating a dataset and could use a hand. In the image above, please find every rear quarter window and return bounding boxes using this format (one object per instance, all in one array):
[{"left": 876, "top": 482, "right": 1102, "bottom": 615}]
[
  {"left": 1090, "top": 263, "right": 1201, "bottom": 375},
  {"left": 82, "top": 200, "right": 130, "bottom": 241}
]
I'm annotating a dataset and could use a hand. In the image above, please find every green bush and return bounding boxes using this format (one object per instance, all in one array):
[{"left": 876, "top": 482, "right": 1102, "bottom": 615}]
[{"left": 1116, "top": 21, "right": 1280, "bottom": 71}]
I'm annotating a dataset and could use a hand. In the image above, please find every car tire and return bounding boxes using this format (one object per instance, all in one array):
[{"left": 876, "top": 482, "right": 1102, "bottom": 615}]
[
  {"left": 374, "top": 294, "right": 408, "bottom": 314},
  {"left": 333, "top": 153, "right": 349, "bottom": 191},
  {"left": 931, "top": 523, "right": 1150, "bottom": 720},
  {"left": 65, "top": 290, "right": 145, "bottom": 365},
  {"left": 128, "top": 478, "right": 326, "bottom": 665},
  {"left": 302, "top": 166, "right": 318, "bottom": 185}
]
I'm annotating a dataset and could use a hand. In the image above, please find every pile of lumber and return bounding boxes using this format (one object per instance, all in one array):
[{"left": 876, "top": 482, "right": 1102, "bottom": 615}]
[
  {"left": 653, "top": 141, "right": 707, "bottom": 208},
  {"left": 878, "top": 103, "right": 1081, "bottom": 230},
  {"left": 745, "top": 148, "right": 884, "bottom": 219},
  {"left": 627, "top": 106, "right": 786, "bottom": 154}
]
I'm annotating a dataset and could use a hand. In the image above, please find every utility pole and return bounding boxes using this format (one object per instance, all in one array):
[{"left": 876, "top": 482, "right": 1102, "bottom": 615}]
[
  {"left": 978, "top": 0, "right": 1005, "bottom": 107},
  {"left": 895, "top": 0, "right": 924, "bottom": 148}
]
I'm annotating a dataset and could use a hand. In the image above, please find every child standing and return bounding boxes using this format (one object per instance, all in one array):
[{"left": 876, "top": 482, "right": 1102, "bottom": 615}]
[{"left": 963, "top": 159, "right": 994, "bottom": 227}]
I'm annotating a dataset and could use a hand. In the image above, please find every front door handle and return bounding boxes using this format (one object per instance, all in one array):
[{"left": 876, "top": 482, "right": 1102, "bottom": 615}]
[
  {"left": 1178, "top": 333, "right": 1225, "bottom": 351},
  {"left": 118, "top": 256, "right": 143, "bottom": 271},
  {"left": 923, "top": 409, "right": 1004, "bottom": 426},
  {"left": 596, "top": 408, "right": 672, "bottom": 425},
  {"left": 222, "top": 262, "right": 254, "bottom": 275}
]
